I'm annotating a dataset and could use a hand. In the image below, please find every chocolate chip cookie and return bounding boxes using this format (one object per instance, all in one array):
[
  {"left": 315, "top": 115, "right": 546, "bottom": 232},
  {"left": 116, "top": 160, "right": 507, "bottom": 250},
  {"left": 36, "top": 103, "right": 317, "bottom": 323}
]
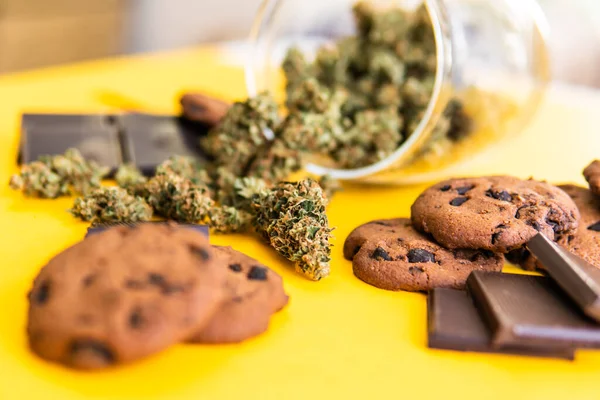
[
  {"left": 411, "top": 176, "right": 580, "bottom": 253},
  {"left": 508, "top": 184, "right": 600, "bottom": 271},
  {"left": 188, "top": 246, "right": 289, "bottom": 343},
  {"left": 584, "top": 160, "right": 600, "bottom": 196},
  {"left": 27, "top": 223, "right": 225, "bottom": 369},
  {"left": 344, "top": 218, "right": 503, "bottom": 292}
]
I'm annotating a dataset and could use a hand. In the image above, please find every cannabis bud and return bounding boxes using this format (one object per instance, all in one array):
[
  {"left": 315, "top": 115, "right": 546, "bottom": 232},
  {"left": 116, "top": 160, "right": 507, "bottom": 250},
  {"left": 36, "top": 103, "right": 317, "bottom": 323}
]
[
  {"left": 70, "top": 186, "right": 153, "bottom": 225},
  {"left": 9, "top": 148, "right": 108, "bottom": 198},
  {"left": 144, "top": 173, "right": 214, "bottom": 223},
  {"left": 252, "top": 179, "right": 333, "bottom": 280},
  {"left": 115, "top": 163, "right": 148, "bottom": 196},
  {"left": 201, "top": 92, "right": 280, "bottom": 176}
]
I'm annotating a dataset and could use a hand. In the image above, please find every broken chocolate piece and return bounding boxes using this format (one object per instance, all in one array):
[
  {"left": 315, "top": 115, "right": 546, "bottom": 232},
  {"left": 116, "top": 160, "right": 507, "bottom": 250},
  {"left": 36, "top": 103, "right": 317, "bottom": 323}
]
[
  {"left": 467, "top": 271, "right": 600, "bottom": 348},
  {"left": 527, "top": 233, "right": 600, "bottom": 323},
  {"left": 427, "top": 288, "right": 574, "bottom": 360}
]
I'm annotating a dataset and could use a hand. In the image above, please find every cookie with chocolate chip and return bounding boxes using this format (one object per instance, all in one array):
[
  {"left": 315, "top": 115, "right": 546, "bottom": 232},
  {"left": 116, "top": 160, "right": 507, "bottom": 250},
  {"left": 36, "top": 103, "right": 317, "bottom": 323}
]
[
  {"left": 188, "top": 246, "right": 289, "bottom": 343},
  {"left": 411, "top": 176, "right": 580, "bottom": 253},
  {"left": 584, "top": 160, "right": 600, "bottom": 196},
  {"left": 344, "top": 218, "right": 503, "bottom": 292},
  {"left": 27, "top": 223, "right": 225, "bottom": 369},
  {"left": 508, "top": 184, "right": 600, "bottom": 271}
]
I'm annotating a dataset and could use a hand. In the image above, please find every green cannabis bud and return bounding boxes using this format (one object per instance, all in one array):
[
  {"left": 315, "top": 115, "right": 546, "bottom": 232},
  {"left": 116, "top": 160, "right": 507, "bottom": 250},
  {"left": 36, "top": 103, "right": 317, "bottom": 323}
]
[
  {"left": 278, "top": 2, "right": 471, "bottom": 169},
  {"left": 9, "top": 161, "right": 69, "bottom": 198},
  {"left": 115, "top": 163, "right": 148, "bottom": 196},
  {"left": 155, "top": 156, "right": 211, "bottom": 186},
  {"left": 9, "top": 148, "right": 108, "bottom": 198},
  {"left": 201, "top": 92, "right": 280, "bottom": 176},
  {"left": 70, "top": 186, "right": 153, "bottom": 225},
  {"left": 208, "top": 206, "right": 253, "bottom": 233},
  {"left": 252, "top": 179, "right": 333, "bottom": 281},
  {"left": 144, "top": 173, "right": 214, "bottom": 223}
]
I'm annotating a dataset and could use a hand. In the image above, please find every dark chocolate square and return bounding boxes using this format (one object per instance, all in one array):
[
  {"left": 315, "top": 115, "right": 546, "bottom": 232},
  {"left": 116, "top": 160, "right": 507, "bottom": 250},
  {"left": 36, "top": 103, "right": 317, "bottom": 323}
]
[
  {"left": 117, "top": 113, "right": 208, "bottom": 175},
  {"left": 467, "top": 272, "right": 600, "bottom": 348},
  {"left": 20, "top": 113, "right": 121, "bottom": 170},
  {"left": 428, "top": 288, "right": 575, "bottom": 359}
]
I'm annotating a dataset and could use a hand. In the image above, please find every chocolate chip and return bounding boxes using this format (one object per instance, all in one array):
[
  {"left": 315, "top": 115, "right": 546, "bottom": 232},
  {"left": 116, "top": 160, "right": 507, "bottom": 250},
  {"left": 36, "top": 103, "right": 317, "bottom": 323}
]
[
  {"left": 82, "top": 274, "right": 96, "bottom": 287},
  {"left": 352, "top": 245, "right": 362, "bottom": 257},
  {"left": 371, "top": 246, "right": 392, "bottom": 261},
  {"left": 440, "top": 185, "right": 451, "bottom": 192},
  {"left": 70, "top": 339, "right": 115, "bottom": 366},
  {"left": 33, "top": 280, "right": 51, "bottom": 305},
  {"left": 148, "top": 273, "right": 165, "bottom": 286},
  {"left": 129, "top": 308, "right": 144, "bottom": 329},
  {"left": 247, "top": 266, "right": 268, "bottom": 280},
  {"left": 491, "top": 232, "right": 501, "bottom": 245},
  {"left": 449, "top": 197, "right": 468, "bottom": 206},
  {"left": 125, "top": 280, "right": 145, "bottom": 289},
  {"left": 191, "top": 246, "right": 210, "bottom": 261},
  {"left": 228, "top": 263, "right": 242, "bottom": 272},
  {"left": 485, "top": 189, "right": 512, "bottom": 202},
  {"left": 78, "top": 314, "right": 94, "bottom": 324},
  {"left": 161, "top": 285, "right": 185, "bottom": 295},
  {"left": 373, "top": 221, "right": 393, "bottom": 226},
  {"left": 546, "top": 219, "right": 560, "bottom": 233},
  {"left": 232, "top": 296, "right": 244, "bottom": 303},
  {"left": 528, "top": 221, "right": 542, "bottom": 232},
  {"left": 409, "top": 266, "right": 425, "bottom": 275},
  {"left": 588, "top": 221, "right": 600, "bottom": 232},
  {"left": 456, "top": 185, "right": 474, "bottom": 195},
  {"left": 407, "top": 249, "right": 436, "bottom": 263}
]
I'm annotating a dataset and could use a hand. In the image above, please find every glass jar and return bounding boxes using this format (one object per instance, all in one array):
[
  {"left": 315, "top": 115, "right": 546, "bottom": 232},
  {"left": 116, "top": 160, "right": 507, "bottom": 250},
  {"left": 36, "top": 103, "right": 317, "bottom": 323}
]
[{"left": 245, "top": 0, "right": 550, "bottom": 184}]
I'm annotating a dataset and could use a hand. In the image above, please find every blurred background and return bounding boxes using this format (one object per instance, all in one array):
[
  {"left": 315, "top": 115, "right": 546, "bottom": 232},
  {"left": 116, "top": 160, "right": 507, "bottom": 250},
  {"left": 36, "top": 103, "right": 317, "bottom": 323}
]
[{"left": 1, "top": 0, "right": 599, "bottom": 87}]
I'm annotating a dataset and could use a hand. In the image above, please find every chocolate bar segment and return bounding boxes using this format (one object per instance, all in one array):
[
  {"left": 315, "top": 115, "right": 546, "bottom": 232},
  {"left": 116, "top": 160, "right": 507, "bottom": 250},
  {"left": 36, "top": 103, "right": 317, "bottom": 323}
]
[
  {"left": 527, "top": 233, "right": 600, "bottom": 322},
  {"left": 20, "top": 113, "right": 121, "bottom": 170},
  {"left": 85, "top": 221, "right": 209, "bottom": 238},
  {"left": 467, "top": 271, "right": 600, "bottom": 348},
  {"left": 427, "top": 288, "right": 575, "bottom": 359},
  {"left": 117, "top": 113, "right": 207, "bottom": 175}
]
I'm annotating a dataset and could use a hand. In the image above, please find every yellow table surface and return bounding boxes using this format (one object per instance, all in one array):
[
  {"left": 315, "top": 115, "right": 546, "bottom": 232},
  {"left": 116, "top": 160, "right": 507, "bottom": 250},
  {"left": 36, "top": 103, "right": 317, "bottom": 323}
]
[{"left": 1, "top": 45, "right": 600, "bottom": 400}]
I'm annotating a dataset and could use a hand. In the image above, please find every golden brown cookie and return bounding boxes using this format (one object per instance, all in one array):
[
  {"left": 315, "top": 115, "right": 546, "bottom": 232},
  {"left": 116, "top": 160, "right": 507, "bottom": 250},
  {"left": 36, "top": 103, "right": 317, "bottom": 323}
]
[
  {"left": 27, "top": 223, "right": 225, "bottom": 369},
  {"left": 188, "top": 246, "right": 289, "bottom": 344},
  {"left": 410, "top": 176, "right": 580, "bottom": 253},
  {"left": 584, "top": 160, "right": 600, "bottom": 196},
  {"left": 507, "top": 184, "right": 600, "bottom": 271},
  {"left": 344, "top": 218, "right": 503, "bottom": 292}
]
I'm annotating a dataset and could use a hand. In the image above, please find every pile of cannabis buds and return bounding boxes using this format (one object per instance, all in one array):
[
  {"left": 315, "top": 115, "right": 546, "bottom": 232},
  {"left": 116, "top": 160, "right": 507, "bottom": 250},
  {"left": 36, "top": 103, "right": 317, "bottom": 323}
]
[{"left": 8, "top": 2, "right": 472, "bottom": 282}]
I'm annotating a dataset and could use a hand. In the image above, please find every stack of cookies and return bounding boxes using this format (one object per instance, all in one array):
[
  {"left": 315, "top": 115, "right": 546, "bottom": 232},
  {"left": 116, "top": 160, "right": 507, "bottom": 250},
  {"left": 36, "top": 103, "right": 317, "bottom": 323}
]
[
  {"left": 345, "top": 168, "right": 600, "bottom": 292},
  {"left": 26, "top": 223, "right": 289, "bottom": 369}
]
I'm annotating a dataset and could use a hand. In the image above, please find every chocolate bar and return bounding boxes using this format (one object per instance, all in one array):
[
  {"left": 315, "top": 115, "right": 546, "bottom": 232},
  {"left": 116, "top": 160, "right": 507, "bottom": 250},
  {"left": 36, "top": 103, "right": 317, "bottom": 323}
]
[
  {"left": 527, "top": 233, "right": 600, "bottom": 322},
  {"left": 117, "top": 113, "right": 208, "bottom": 175},
  {"left": 20, "top": 113, "right": 121, "bottom": 170},
  {"left": 467, "top": 271, "right": 600, "bottom": 348},
  {"left": 85, "top": 221, "right": 209, "bottom": 238},
  {"left": 427, "top": 288, "right": 575, "bottom": 359}
]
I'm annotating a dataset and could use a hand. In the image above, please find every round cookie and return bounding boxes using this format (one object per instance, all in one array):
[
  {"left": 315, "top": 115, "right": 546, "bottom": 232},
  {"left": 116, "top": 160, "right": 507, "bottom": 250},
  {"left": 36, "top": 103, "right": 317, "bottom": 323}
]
[
  {"left": 410, "top": 176, "right": 580, "bottom": 253},
  {"left": 188, "top": 246, "right": 289, "bottom": 344},
  {"left": 344, "top": 218, "right": 503, "bottom": 292},
  {"left": 584, "top": 160, "right": 600, "bottom": 196},
  {"left": 27, "top": 223, "right": 225, "bottom": 369},
  {"left": 508, "top": 184, "right": 600, "bottom": 271}
]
